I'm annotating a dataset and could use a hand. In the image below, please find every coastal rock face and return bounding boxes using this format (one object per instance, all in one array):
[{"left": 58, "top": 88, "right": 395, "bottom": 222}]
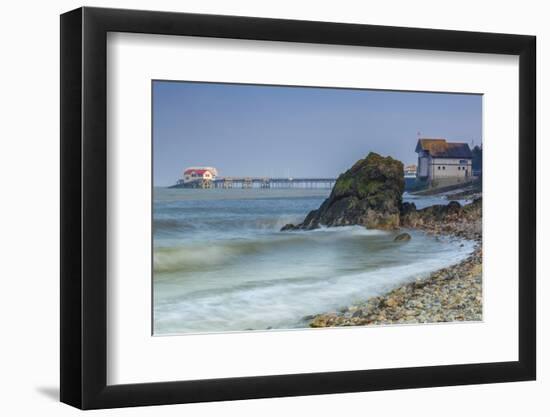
[
  {"left": 401, "top": 198, "right": 482, "bottom": 240},
  {"left": 283, "top": 153, "right": 404, "bottom": 231}
]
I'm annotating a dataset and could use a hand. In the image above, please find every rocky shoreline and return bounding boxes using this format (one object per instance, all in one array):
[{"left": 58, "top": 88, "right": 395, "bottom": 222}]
[{"left": 308, "top": 198, "right": 482, "bottom": 328}]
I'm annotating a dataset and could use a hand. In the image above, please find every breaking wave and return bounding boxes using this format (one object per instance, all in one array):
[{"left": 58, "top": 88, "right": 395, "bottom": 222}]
[{"left": 152, "top": 188, "right": 476, "bottom": 335}]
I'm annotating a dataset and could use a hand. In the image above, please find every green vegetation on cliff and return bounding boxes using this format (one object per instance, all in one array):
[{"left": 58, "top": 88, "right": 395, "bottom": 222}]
[
  {"left": 332, "top": 153, "right": 404, "bottom": 202},
  {"left": 282, "top": 152, "right": 405, "bottom": 231}
]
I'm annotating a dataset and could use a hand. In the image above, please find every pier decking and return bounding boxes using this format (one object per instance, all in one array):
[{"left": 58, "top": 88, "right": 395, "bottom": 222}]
[{"left": 172, "top": 177, "right": 337, "bottom": 189}]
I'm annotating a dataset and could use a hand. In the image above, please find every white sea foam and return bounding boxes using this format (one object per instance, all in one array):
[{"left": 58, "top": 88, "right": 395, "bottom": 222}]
[
  {"left": 305, "top": 225, "right": 390, "bottom": 235},
  {"left": 154, "top": 231, "right": 474, "bottom": 334}
]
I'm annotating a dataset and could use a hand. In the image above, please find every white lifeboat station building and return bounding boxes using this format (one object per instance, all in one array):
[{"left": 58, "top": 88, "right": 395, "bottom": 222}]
[
  {"left": 182, "top": 166, "right": 218, "bottom": 185},
  {"left": 415, "top": 138, "right": 473, "bottom": 187}
]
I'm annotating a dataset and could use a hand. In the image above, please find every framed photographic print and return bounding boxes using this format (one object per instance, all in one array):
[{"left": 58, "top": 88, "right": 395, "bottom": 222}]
[{"left": 60, "top": 7, "right": 536, "bottom": 409}]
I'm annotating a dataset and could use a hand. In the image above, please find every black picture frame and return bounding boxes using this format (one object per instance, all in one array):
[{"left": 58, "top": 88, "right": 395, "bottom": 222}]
[{"left": 60, "top": 6, "right": 536, "bottom": 410}]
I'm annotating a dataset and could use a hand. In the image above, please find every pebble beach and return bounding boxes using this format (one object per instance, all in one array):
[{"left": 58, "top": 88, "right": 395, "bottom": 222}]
[{"left": 309, "top": 197, "right": 483, "bottom": 327}]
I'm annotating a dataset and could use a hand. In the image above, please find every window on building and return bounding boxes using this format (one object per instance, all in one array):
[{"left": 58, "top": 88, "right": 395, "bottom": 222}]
[
  {"left": 442, "top": 166, "right": 446, "bottom": 170},
  {"left": 437, "top": 166, "right": 440, "bottom": 170}
]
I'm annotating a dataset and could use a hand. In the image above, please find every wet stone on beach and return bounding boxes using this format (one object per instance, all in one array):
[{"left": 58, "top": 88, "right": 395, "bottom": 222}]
[{"left": 393, "top": 232, "right": 411, "bottom": 242}]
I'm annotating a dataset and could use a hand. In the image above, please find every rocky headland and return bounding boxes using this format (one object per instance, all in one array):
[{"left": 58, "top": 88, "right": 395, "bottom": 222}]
[
  {"left": 281, "top": 152, "right": 483, "bottom": 328},
  {"left": 282, "top": 153, "right": 404, "bottom": 231},
  {"left": 401, "top": 197, "right": 482, "bottom": 241}
]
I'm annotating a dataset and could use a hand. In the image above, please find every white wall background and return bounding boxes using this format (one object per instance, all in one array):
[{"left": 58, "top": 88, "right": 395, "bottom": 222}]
[{"left": 0, "top": 0, "right": 546, "bottom": 415}]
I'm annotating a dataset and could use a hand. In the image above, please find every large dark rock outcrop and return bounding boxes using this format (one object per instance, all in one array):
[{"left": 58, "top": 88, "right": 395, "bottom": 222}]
[{"left": 283, "top": 153, "right": 404, "bottom": 231}]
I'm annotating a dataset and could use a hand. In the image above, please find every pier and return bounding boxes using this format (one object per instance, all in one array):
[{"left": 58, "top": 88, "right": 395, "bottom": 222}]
[{"left": 172, "top": 177, "right": 337, "bottom": 189}]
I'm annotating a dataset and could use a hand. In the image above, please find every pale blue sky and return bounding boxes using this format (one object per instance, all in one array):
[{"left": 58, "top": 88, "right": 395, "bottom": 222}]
[{"left": 153, "top": 81, "right": 482, "bottom": 186}]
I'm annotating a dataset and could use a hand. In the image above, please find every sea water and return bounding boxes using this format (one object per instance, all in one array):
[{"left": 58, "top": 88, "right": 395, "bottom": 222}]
[{"left": 153, "top": 188, "right": 474, "bottom": 335}]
